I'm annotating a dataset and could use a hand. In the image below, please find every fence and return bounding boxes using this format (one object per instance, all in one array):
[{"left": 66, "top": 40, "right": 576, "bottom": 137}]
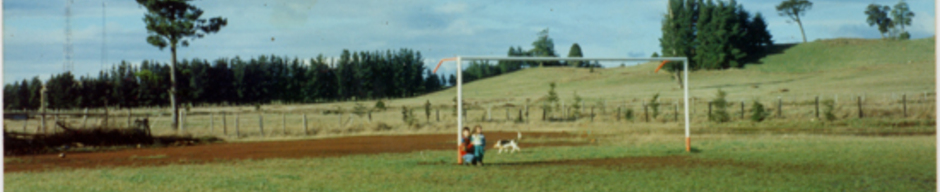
[{"left": 4, "top": 92, "right": 934, "bottom": 137}]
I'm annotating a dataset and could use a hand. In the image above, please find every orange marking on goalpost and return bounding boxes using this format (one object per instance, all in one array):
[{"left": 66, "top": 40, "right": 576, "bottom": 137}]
[
  {"left": 654, "top": 60, "right": 670, "bottom": 73},
  {"left": 433, "top": 57, "right": 457, "bottom": 74}
]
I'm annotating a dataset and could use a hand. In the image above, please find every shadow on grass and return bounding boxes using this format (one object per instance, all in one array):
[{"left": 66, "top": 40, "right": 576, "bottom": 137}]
[{"left": 742, "top": 43, "right": 798, "bottom": 65}]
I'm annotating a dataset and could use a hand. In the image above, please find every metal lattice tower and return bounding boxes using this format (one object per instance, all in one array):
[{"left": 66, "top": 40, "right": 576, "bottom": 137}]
[
  {"left": 63, "top": 0, "right": 74, "bottom": 73},
  {"left": 102, "top": 2, "right": 107, "bottom": 71}
]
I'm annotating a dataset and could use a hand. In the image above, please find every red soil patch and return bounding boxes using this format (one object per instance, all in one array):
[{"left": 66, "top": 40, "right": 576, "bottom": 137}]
[{"left": 5, "top": 131, "right": 579, "bottom": 173}]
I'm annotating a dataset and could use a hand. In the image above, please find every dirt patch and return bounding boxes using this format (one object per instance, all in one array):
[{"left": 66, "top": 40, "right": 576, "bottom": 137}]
[{"left": 4, "top": 131, "right": 579, "bottom": 173}]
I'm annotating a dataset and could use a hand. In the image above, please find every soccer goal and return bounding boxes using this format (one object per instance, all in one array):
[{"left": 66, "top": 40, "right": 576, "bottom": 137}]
[{"left": 434, "top": 56, "right": 691, "bottom": 163}]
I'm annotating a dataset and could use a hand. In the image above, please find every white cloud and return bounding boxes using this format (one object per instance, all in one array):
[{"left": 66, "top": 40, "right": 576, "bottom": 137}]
[
  {"left": 269, "top": 0, "right": 318, "bottom": 30},
  {"left": 434, "top": 2, "right": 469, "bottom": 14}
]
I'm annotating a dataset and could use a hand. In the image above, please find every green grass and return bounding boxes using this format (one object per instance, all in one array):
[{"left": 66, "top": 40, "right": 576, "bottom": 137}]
[
  {"left": 750, "top": 38, "right": 936, "bottom": 73},
  {"left": 5, "top": 134, "right": 935, "bottom": 191},
  {"left": 6, "top": 38, "right": 933, "bottom": 140}
]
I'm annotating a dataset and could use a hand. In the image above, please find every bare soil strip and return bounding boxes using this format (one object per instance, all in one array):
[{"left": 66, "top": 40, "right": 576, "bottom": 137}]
[{"left": 5, "top": 131, "right": 579, "bottom": 173}]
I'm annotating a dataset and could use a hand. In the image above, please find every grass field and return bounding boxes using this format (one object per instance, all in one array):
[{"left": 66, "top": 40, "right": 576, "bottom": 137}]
[
  {"left": 4, "top": 37, "right": 936, "bottom": 191},
  {"left": 5, "top": 134, "right": 934, "bottom": 191},
  {"left": 4, "top": 38, "right": 935, "bottom": 140}
]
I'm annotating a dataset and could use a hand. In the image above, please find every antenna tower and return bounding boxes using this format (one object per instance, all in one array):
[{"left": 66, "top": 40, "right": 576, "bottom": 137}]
[{"left": 64, "top": 0, "right": 74, "bottom": 73}]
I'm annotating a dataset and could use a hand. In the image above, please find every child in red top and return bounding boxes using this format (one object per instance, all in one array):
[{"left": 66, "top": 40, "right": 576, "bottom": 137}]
[{"left": 459, "top": 127, "right": 474, "bottom": 165}]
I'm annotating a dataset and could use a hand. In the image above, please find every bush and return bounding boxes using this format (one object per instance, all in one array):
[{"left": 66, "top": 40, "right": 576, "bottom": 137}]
[
  {"left": 822, "top": 99, "right": 837, "bottom": 121},
  {"left": 709, "top": 90, "right": 730, "bottom": 123},
  {"left": 374, "top": 100, "right": 387, "bottom": 111},
  {"left": 750, "top": 100, "right": 769, "bottom": 122},
  {"left": 648, "top": 93, "right": 661, "bottom": 118},
  {"left": 572, "top": 91, "right": 582, "bottom": 119},
  {"left": 352, "top": 103, "right": 368, "bottom": 118},
  {"left": 402, "top": 106, "right": 418, "bottom": 127},
  {"left": 624, "top": 108, "right": 634, "bottom": 121},
  {"left": 898, "top": 32, "right": 911, "bottom": 40}
]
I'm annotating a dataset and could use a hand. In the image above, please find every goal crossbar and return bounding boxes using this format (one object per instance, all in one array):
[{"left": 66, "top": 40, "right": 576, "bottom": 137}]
[{"left": 435, "top": 56, "right": 691, "bottom": 164}]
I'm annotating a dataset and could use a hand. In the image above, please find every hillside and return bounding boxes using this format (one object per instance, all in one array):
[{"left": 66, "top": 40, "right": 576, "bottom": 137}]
[
  {"left": 381, "top": 37, "right": 936, "bottom": 106},
  {"left": 244, "top": 37, "right": 935, "bottom": 111}
]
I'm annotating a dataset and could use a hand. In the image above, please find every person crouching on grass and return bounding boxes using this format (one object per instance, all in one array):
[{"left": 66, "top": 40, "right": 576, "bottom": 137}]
[
  {"left": 460, "top": 127, "right": 475, "bottom": 165},
  {"left": 471, "top": 125, "right": 486, "bottom": 166}
]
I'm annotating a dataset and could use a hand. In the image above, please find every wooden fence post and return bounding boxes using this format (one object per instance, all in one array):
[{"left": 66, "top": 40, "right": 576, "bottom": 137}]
[
  {"left": 815, "top": 96, "right": 820, "bottom": 119},
  {"left": 524, "top": 103, "right": 529, "bottom": 121},
  {"left": 777, "top": 97, "right": 782, "bottom": 118},
  {"left": 902, "top": 94, "right": 907, "bottom": 118},
  {"left": 487, "top": 106, "right": 492, "bottom": 122},
  {"left": 590, "top": 106, "right": 594, "bottom": 122},
  {"left": 235, "top": 113, "right": 240, "bottom": 137},
  {"left": 518, "top": 109, "right": 523, "bottom": 122},
  {"left": 676, "top": 102, "right": 680, "bottom": 122},
  {"left": 708, "top": 102, "right": 713, "bottom": 120},
  {"left": 259, "top": 113, "right": 265, "bottom": 136},
  {"left": 857, "top": 96, "right": 863, "bottom": 118},
  {"left": 23, "top": 117, "right": 28, "bottom": 133},
  {"left": 616, "top": 107, "right": 621, "bottom": 121},
  {"left": 303, "top": 113, "right": 308, "bottom": 135},
  {"left": 562, "top": 101, "right": 566, "bottom": 119},
  {"left": 542, "top": 108, "right": 546, "bottom": 121},
  {"left": 740, "top": 101, "right": 744, "bottom": 120},
  {"left": 180, "top": 110, "right": 186, "bottom": 132},
  {"left": 222, "top": 112, "right": 227, "bottom": 135},
  {"left": 127, "top": 109, "right": 132, "bottom": 127},
  {"left": 82, "top": 108, "right": 88, "bottom": 128},
  {"left": 643, "top": 102, "right": 649, "bottom": 122}
]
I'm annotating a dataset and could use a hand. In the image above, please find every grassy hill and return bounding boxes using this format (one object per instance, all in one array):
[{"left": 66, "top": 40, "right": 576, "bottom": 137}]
[{"left": 379, "top": 37, "right": 936, "bottom": 107}]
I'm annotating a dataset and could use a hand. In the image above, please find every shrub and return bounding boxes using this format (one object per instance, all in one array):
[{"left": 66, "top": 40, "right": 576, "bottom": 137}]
[
  {"left": 402, "top": 106, "right": 418, "bottom": 127},
  {"left": 374, "top": 100, "right": 387, "bottom": 111},
  {"left": 352, "top": 103, "right": 368, "bottom": 118},
  {"left": 709, "top": 89, "right": 730, "bottom": 123},
  {"left": 424, "top": 100, "right": 432, "bottom": 122},
  {"left": 624, "top": 108, "right": 634, "bottom": 121},
  {"left": 822, "top": 99, "right": 837, "bottom": 121},
  {"left": 750, "top": 100, "right": 769, "bottom": 122},
  {"left": 648, "top": 93, "right": 661, "bottom": 118},
  {"left": 547, "top": 82, "right": 559, "bottom": 111},
  {"left": 572, "top": 91, "right": 582, "bottom": 119},
  {"left": 899, "top": 32, "right": 911, "bottom": 40}
]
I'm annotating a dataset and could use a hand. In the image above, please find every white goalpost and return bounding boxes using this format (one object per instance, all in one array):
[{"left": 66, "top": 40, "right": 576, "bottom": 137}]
[{"left": 434, "top": 56, "right": 691, "bottom": 163}]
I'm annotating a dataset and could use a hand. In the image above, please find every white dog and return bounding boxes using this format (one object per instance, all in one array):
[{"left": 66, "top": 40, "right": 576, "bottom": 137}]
[{"left": 493, "top": 132, "right": 522, "bottom": 154}]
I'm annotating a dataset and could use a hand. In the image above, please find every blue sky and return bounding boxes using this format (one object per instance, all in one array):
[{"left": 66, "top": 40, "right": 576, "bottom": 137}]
[{"left": 2, "top": 0, "right": 936, "bottom": 83}]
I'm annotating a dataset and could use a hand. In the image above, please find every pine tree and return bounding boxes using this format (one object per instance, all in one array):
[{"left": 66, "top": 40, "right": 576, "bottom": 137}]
[{"left": 567, "top": 43, "right": 583, "bottom": 67}]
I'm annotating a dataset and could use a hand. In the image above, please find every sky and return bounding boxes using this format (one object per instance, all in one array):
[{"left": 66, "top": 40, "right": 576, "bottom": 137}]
[{"left": 2, "top": 0, "right": 936, "bottom": 84}]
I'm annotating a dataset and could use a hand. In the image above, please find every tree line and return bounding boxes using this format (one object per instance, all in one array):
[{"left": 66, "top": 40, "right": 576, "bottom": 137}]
[
  {"left": 4, "top": 49, "right": 445, "bottom": 110},
  {"left": 455, "top": 29, "right": 603, "bottom": 84}
]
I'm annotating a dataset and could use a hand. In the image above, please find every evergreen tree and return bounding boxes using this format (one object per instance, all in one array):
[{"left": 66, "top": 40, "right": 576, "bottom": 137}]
[
  {"left": 567, "top": 43, "right": 583, "bottom": 67},
  {"left": 529, "top": 28, "right": 560, "bottom": 67}
]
